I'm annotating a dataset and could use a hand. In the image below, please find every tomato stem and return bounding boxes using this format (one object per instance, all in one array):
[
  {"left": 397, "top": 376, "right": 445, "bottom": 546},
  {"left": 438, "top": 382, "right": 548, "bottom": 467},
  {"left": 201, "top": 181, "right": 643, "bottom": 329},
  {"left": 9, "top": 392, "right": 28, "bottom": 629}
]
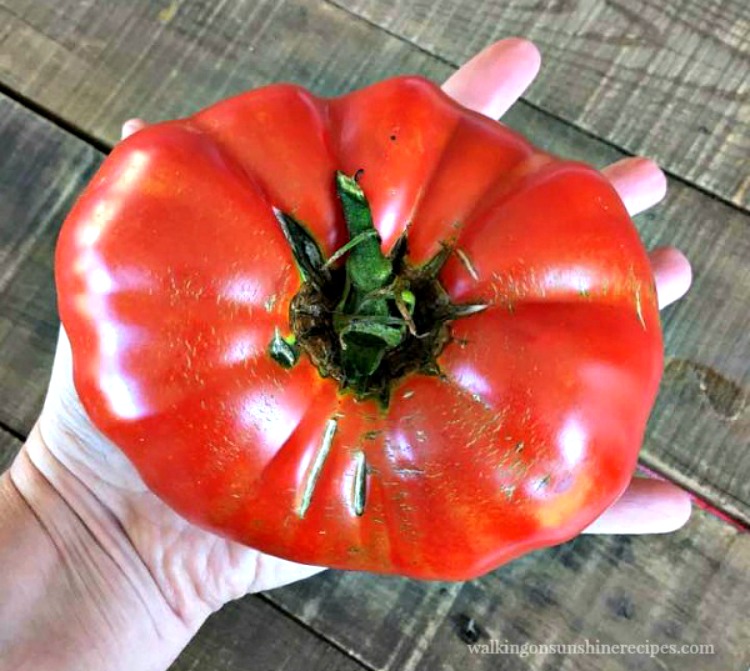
[
  {"left": 333, "top": 171, "right": 410, "bottom": 387},
  {"left": 323, "top": 230, "right": 378, "bottom": 269},
  {"left": 270, "top": 171, "right": 486, "bottom": 405},
  {"left": 335, "top": 172, "right": 393, "bottom": 293}
]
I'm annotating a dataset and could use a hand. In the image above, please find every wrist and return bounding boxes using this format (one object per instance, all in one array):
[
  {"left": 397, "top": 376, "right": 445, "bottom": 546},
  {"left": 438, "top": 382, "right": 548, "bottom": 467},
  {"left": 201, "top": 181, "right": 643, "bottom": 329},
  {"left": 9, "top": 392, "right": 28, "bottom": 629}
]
[{"left": 1, "top": 427, "right": 199, "bottom": 671}]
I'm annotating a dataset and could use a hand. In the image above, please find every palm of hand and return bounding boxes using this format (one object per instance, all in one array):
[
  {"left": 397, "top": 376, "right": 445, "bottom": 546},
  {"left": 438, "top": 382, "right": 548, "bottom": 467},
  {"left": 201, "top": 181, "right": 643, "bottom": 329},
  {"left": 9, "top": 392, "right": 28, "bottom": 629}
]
[
  {"left": 36, "top": 329, "right": 323, "bottom": 620},
  {"left": 31, "top": 38, "right": 691, "bottom": 617}
]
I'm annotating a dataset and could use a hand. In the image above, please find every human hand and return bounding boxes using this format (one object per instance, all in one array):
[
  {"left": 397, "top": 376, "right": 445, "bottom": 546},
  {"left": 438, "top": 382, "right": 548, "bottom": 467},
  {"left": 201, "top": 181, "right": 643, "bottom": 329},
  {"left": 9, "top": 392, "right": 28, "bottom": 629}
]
[{"left": 5, "top": 36, "right": 692, "bottom": 671}]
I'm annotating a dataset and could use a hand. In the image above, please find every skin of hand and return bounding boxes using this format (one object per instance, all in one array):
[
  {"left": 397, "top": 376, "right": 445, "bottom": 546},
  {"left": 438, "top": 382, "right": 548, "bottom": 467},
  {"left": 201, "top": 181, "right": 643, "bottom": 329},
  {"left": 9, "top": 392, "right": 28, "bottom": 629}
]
[{"left": 1, "top": 38, "right": 692, "bottom": 671}]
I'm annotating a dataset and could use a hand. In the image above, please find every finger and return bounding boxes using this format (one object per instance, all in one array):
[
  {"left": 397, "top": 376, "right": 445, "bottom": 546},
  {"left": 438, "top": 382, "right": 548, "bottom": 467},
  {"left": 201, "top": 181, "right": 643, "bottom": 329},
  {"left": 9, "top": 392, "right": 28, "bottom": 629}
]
[
  {"left": 603, "top": 157, "right": 667, "bottom": 216},
  {"left": 442, "top": 38, "right": 541, "bottom": 119},
  {"left": 583, "top": 477, "right": 691, "bottom": 534},
  {"left": 649, "top": 246, "right": 692, "bottom": 309},
  {"left": 121, "top": 118, "right": 147, "bottom": 140}
]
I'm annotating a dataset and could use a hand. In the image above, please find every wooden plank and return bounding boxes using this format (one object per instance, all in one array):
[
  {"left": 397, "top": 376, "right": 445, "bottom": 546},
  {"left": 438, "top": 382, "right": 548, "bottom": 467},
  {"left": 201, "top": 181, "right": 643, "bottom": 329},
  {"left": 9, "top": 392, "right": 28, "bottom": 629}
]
[
  {"left": 170, "top": 596, "right": 366, "bottom": 671},
  {"left": 332, "top": 0, "right": 750, "bottom": 209},
  {"left": 0, "top": 424, "right": 20, "bottom": 472},
  {"left": 0, "top": 0, "right": 450, "bottom": 142},
  {"left": 0, "top": 95, "right": 101, "bottom": 432},
  {"left": 2, "top": 1, "right": 747, "bottom": 209}
]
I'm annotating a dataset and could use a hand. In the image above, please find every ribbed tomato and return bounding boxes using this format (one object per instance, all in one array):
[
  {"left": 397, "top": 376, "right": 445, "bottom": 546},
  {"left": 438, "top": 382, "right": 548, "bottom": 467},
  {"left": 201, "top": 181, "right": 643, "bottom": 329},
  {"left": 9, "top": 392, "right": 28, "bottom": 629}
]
[{"left": 55, "top": 76, "right": 662, "bottom": 579}]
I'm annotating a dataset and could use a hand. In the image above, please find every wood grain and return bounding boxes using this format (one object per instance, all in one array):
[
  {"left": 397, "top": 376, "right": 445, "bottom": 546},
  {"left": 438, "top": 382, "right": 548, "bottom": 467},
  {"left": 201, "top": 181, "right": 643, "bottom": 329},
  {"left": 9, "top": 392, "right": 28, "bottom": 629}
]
[
  {"left": 332, "top": 0, "right": 750, "bottom": 209},
  {"left": 0, "top": 0, "right": 450, "bottom": 142},
  {"left": 1, "top": 425, "right": 748, "bottom": 671},
  {"left": 0, "top": 423, "right": 19, "bottom": 472},
  {"left": 170, "top": 596, "right": 367, "bottom": 671},
  {"left": 0, "top": 95, "right": 101, "bottom": 432}
]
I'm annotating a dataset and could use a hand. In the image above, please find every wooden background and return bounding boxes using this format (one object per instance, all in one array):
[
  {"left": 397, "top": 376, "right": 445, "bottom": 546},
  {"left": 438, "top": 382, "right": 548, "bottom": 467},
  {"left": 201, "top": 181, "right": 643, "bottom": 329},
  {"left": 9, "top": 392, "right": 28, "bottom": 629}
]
[{"left": 0, "top": 1, "right": 748, "bottom": 669}]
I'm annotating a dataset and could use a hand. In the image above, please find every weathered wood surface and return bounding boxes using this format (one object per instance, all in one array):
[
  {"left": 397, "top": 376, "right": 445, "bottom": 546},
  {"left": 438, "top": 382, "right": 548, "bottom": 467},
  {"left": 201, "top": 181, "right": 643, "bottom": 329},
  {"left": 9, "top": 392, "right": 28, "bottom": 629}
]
[
  {"left": 0, "top": 0, "right": 450, "bottom": 141},
  {"left": 0, "top": 98, "right": 101, "bottom": 434},
  {"left": 3, "top": 0, "right": 748, "bottom": 207},
  {"left": 1, "top": 2, "right": 748, "bottom": 521},
  {"left": 334, "top": 0, "right": 750, "bottom": 209},
  {"left": 2, "top": 427, "right": 749, "bottom": 671},
  {"left": 170, "top": 596, "right": 367, "bottom": 671},
  {"left": 0, "top": 423, "right": 18, "bottom": 472}
]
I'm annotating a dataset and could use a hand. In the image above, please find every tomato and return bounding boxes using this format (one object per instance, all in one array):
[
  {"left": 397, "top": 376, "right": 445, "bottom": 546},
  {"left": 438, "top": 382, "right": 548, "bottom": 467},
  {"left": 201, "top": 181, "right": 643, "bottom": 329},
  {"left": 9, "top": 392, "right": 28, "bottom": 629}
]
[{"left": 55, "top": 76, "right": 662, "bottom": 580}]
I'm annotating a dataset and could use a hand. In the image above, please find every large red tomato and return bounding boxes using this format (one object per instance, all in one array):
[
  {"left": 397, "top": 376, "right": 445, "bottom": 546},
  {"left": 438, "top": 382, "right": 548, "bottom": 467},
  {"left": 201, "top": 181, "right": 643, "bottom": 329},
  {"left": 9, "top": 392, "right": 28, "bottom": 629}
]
[{"left": 55, "top": 76, "right": 662, "bottom": 580}]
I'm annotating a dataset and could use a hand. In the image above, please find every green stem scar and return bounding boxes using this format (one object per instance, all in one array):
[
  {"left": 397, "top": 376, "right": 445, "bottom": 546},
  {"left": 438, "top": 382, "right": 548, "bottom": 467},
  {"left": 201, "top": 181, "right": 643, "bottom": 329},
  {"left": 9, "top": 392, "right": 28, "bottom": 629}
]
[
  {"left": 352, "top": 450, "right": 367, "bottom": 516},
  {"left": 269, "top": 171, "right": 486, "bottom": 405},
  {"left": 297, "top": 418, "right": 337, "bottom": 518}
]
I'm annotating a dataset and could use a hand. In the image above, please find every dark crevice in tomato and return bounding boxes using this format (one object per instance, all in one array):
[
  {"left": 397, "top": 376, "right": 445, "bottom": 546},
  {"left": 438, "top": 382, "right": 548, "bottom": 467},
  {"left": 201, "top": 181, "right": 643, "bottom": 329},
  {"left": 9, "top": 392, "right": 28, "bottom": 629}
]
[{"left": 270, "top": 171, "right": 486, "bottom": 405}]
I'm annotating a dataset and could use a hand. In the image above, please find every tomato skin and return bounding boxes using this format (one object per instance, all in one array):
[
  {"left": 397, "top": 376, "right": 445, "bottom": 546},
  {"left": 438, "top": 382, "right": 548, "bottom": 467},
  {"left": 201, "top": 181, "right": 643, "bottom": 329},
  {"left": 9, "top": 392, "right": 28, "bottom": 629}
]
[{"left": 56, "top": 76, "right": 662, "bottom": 580}]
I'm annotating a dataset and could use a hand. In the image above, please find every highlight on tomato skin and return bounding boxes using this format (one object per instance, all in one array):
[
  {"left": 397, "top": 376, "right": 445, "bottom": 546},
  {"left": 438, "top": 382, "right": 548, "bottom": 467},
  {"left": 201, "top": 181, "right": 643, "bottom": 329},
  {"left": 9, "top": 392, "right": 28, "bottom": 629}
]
[{"left": 54, "top": 75, "right": 663, "bottom": 580}]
